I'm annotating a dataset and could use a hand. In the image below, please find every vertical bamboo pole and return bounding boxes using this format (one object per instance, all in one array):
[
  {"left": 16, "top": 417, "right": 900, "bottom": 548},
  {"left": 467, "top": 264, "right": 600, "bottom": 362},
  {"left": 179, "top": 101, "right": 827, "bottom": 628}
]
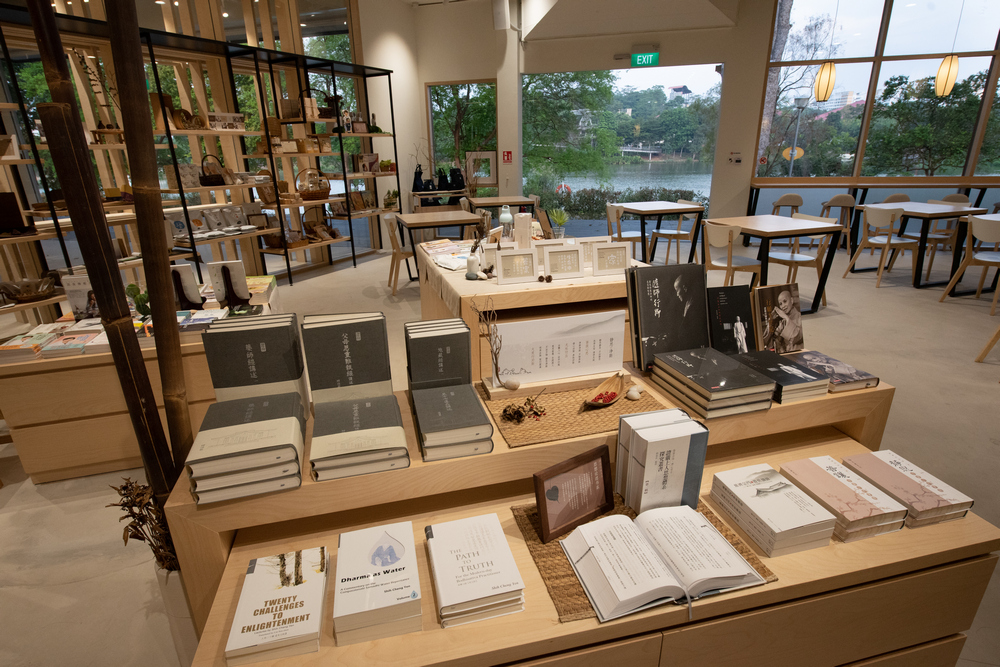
[
  {"left": 105, "top": 0, "right": 194, "bottom": 469},
  {"left": 27, "top": 0, "right": 176, "bottom": 501}
]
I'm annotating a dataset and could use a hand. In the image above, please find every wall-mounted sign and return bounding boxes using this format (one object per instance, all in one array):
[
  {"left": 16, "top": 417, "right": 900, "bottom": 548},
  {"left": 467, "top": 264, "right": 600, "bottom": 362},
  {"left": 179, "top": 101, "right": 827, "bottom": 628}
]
[
  {"left": 502, "top": 150, "right": 512, "bottom": 164},
  {"left": 631, "top": 52, "right": 659, "bottom": 67}
]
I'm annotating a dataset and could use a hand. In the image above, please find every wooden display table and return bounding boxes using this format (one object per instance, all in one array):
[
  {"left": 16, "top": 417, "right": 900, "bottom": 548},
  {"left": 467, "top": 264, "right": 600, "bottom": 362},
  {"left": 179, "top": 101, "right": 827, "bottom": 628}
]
[
  {"left": 190, "top": 429, "right": 1000, "bottom": 666},
  {"left": 165, "top": 377, "right": 896, "bottom": 633},
  {"left": 0, "top": 340, "right": 215, "bottom": 483},
  {"left": 417, "top": 243, "right": 637, "bottom": 379}
]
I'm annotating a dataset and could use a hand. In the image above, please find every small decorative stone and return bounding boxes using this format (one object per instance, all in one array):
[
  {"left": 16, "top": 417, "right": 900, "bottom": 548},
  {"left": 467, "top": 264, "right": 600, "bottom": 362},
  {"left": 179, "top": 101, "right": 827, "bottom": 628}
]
[
  {"left": 503, "top": 379, "right": 520, "bottom": 390},
  {"left": 466, "top": 271, "right": 479, "bottom": 280},
  {"left": 477, "top": 271, "right": 488, "bottom": 280},
  {"left": 625, "top": 386, "right": 642, "bottom": 401}
]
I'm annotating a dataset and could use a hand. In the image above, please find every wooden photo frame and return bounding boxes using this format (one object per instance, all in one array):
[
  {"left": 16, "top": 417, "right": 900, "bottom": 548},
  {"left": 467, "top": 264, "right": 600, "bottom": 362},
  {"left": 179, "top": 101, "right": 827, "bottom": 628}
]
[
  {"left": 592, "top": 242, "right": 631, "bottom": 276},
  {"left": 574, "top": 236, "right": 612, "bottom": 266},
  {"left": 496, "top": 248, "right": 538, "bottom": 284},
  {"left": 465, "top": 151, "right": 498, "bottom": 188},
  {"left": 352, "top": 120, "right": 369, "bottom": 134},
  {"left": 533, "top": 445, "right": 614, "bottom": 544},
  {"left": 531, "top": 239, "right": 564, "bottom": 264},
  {"left": 544, "top": 246, "right": 584, "bottom": 279},
  {"left": 483, "top": 241, "right": 515, "bottom": 269}
]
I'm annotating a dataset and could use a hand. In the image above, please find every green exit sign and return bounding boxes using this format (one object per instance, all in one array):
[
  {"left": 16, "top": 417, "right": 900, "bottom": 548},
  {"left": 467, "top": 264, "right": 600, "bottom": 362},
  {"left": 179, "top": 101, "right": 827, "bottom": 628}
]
[{"left": 631, "top": 52, "right": 659, "bottom": 67}]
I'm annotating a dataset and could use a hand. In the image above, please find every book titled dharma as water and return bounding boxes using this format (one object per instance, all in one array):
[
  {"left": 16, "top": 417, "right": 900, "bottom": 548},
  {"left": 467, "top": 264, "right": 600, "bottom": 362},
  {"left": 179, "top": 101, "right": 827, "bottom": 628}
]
[{"left": 225, "top": 546, "right": 328, "bottom": 666}]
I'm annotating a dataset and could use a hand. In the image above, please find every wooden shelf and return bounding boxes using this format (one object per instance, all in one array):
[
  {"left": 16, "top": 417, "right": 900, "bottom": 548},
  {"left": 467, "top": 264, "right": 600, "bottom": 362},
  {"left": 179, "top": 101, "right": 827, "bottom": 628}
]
[
  {"left": 0, "top": 292, "right": 67, "bottom": 315},
  {"left": 175, "top": 228, "right": 277, "bottom": 247},
  {"left": 332, "top": 171, "right": 397, "bottom": 180},
  {"left": 0, "top": 230, "right": 58, "bottom": 246},
  {"left": 159, "top": 182, "right": 262, "bottom": 195},
  {"left": 326, "top": 206, "right": 399, "bottom": 219},
  {"left": 113, "top": 251, "right": 194, "bottom": 270},
  {"left": 261, "top": 196, "right": 346, "bottom": 208},
  {"left": 241, "top": 151, "right": 343, "bottom": 159},
  {"left": 305, "top": 131, "right": 394, "bottom": 138},
  {"left": 260, "top": 235, "right": 350, "bottom": 254},
  {"left": 155, "top": 129, "right": 264, "bottom": 137},
  {"left": 0, "top": 102, "right": 20, "bottom": 110},
  {"left": 0, "top": 158, "right": 38, "bottom": 165}
]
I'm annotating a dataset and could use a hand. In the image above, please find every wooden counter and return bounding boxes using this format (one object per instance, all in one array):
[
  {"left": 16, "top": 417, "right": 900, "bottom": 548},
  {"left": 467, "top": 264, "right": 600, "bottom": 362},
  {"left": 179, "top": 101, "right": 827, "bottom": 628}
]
[
  {"left": 165, "top": 375, "right": 895, "bottom": 633},
  {"left": 0, "top": 339, "right": 215, "bottom": 482},
  {"left": 190, "top": 430, "right": 1000, "bottom": 666}
]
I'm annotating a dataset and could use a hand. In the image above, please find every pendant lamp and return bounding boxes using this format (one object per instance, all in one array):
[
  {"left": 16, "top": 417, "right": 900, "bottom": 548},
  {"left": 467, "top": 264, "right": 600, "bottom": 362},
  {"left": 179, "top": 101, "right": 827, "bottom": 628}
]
[
  {"left": 936, "top": 0, "right": 965, "bottom": 97},
  {"left": 814, "top": 1, "right": 840, "bottom": 103}
]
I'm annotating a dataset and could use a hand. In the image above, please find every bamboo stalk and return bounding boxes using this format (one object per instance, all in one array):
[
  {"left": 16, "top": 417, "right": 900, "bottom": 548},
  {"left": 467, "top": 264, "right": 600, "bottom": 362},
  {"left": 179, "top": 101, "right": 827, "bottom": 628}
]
[
  {"left": 27, "top": 0, "right": 176, "bottom": 502},
  {"left": 105, "top": 0, "right": 194, "bottom": 469}
]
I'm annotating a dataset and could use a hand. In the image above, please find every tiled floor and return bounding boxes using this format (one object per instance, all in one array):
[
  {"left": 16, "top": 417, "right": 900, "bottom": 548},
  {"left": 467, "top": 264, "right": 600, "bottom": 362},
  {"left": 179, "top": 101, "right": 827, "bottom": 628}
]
[{"left": 0, "top": 241, "right": 997, "bottom": 666}]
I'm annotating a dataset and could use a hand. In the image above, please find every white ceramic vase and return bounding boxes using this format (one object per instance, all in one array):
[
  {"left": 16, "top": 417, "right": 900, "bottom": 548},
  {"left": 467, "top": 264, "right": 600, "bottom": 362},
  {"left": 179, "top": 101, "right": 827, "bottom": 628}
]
[{"left": 155, "top": 565, "right": 199, "bottom": 667}]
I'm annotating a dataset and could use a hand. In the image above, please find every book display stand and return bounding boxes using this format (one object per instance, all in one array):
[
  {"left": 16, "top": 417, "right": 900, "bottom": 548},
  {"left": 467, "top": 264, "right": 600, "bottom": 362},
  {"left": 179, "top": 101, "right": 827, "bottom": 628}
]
[
  {"left": 163, "top": 370, "right": 1000, "bottom": 666},
  {"left": 215, "top": 266, "right": 250, "bottom": 311},
  {"left": 171, "top": 271, "right": 206, "bottom": 311}
]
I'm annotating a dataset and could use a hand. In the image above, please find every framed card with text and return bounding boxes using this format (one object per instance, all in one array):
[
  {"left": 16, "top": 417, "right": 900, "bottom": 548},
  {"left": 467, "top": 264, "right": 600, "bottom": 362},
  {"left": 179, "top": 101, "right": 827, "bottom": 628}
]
[
  {"left": 574, "top": 236, "right": 612, "bottom": 266},
  {"left": 483, "top": 241, "right": 515, "bottom": 270},
  {"left": 533, "top": 445, "right": 614, "bottom": 543},
  {"left": 497, "top": 248, "right": 538, "bottom": 285},
  {"left": 544, "top": 246, "right": 584, "bottom": 280},
  {"left": 592, "top": 242, "right": 631, "bottom": 276},
  {"left": 531, "top": 239, "right": 564, "bottom": 264}
]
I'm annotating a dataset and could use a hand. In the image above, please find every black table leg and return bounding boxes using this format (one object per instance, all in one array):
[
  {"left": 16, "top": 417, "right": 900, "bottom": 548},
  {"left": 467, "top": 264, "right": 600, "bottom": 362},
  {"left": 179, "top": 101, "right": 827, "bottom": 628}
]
[
  {"left": 806, "top": 229, "right": 841, "bottom": 314},
  {"left": 639, "top": 215, "right": 648, "bottom": 263},
  {"left": 688, "top": 212, "right": 704, "bottom": 263},
  {"left": 649, "top": 214, "right": 664, "bottom": 263},
  {"left": 758, "top": 238, "right": 771, "bottom": 285},
  {"left": 912, "top": 218, "right": 935, "bottom": 288}
]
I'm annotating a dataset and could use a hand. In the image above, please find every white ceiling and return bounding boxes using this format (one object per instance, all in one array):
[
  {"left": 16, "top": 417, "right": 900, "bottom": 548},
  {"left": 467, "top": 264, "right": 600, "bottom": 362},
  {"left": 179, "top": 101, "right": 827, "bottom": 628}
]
[{"left": 522, "top": 0, "right": 740, "bottom": 41}]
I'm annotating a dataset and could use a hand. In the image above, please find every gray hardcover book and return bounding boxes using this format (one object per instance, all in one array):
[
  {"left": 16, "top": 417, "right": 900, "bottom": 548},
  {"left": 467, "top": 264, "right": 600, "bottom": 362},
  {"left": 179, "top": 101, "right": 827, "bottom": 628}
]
[
  {"left": 198, "top": 392, "right": 305, "bottom": 434},
  {"left": 406, "top": 326, "right": 471, "bottom": 390},
  {"left": 302, "top": 314, "right": 392, "bottom": 401},
  {"left": 202, "top": 320, "right": 304, "bottom": 394},
  {"left": 411, "top": 384, "right": 493, "bottom": 447},
  {"left": 313, "top": 394, "right": 403, "bottom": 437}
]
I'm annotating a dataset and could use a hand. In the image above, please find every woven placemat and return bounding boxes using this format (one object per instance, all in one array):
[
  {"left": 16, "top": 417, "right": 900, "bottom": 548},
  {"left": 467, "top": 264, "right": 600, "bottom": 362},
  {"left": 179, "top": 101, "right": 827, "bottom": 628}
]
[
  {"left": 510, "top": 496, "right": 777, "bottom": 623},
  {"left": 479, "top": 382, "right": 665, "bottom": 448}
]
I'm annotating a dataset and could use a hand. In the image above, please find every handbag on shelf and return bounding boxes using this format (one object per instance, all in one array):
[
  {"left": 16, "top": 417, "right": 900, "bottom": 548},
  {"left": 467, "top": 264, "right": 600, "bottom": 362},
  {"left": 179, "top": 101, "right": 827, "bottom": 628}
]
[
  {"left": 199, "top": 154, "right": 226, "bottom": 187},
  {"left": 412, "top": 163, "right": 425, "bottom": 193}
]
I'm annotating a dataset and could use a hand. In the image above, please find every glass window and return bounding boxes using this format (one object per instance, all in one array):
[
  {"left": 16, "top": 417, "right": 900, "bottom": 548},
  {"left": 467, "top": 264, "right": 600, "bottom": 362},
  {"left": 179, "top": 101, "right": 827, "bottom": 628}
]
[
  {"left": 428, "top": 82, "right": 498, "bottom": 175},
  {"left": 773, "top": 0, "right": 884, "bottom": 62},
  {"left": 974, "top": 83, "right": 1000, "bottom": 175},
  {"left": 884, "top": 0, "right": 1000, "bottom": 57},
  {"left": 861, "top": 57, "right": 991, "bottom": 176},
  {"left": 757, "top": 62, "right": 872, "bottom": 177}
]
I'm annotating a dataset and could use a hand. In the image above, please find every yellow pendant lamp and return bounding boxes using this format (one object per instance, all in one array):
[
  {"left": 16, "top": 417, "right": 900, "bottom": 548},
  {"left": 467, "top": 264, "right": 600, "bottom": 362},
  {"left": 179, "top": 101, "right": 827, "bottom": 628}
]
[
  {"left": 815, "top": 62, "right": 837, "bottom": 103},
  {"left": 814, "top": 1, "right": 839, "bottom": 103},
  {"left": 936, "top": 1, "right": 965, "bottom": 97}
]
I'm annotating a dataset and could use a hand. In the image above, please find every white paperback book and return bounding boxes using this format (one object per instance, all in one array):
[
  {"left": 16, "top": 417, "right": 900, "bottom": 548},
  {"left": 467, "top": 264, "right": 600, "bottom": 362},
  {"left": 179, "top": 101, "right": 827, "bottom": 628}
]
[
  {"left": 225, "top": 546, "right": 327, "bottom": 666},
  {"left": 424, "top": 513, "right": 525, "bottom": 622},
  {"left": 561, "top": 505, "right": 765, "bottom": 622},
  {"left": 712, "top": 463, "right": 837, "bottom": 540},
  {"left": 333, "top": 521, "right": 422, "bottom": 644},
  {"left": 616, "top": 409, "right": 688, "bottom": 497},
  {"left": 626, "top": 418, "right": 708, "bottom": 514}
]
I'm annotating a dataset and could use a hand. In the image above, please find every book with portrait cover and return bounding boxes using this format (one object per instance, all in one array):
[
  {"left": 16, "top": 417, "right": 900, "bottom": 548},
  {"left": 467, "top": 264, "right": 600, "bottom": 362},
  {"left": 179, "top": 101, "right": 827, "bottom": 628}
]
[
  {"left": 732, "top": 349, "right": 829, "bottom": 403},
  {"left": 225, "top": 546, "right": 327, "bottom": 665},
  {"left": 782, "top": 350, "right": 879, "bottom": 392},
  {"left": 626, "top": 264, "right": 709, "bottom": 371},
  {"left": 753, "top": 283, "right": 804, "bottom": 353},
  {"left": 706, "top": 285, "right": 755, "bottom": 354}
]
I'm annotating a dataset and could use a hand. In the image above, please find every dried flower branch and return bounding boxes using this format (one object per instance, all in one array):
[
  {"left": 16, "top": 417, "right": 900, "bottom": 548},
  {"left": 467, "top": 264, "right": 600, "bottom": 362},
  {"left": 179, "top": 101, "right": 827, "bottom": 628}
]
[
  {"left": 107, "top": 477, "right": 179, "bottom": 571},
  {"left": 470, "top": 296, "right": 502, "bottom": 383},
  {"left": 72, "top": 48, "right": 120, "bottom": 115}
]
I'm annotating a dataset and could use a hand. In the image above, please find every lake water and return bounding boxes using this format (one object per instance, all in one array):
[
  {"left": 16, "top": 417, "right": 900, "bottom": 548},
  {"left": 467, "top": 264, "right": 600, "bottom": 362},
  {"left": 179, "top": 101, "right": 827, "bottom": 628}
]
[{"left": 558, "top": 160, "right": 714, "bottom": 198}]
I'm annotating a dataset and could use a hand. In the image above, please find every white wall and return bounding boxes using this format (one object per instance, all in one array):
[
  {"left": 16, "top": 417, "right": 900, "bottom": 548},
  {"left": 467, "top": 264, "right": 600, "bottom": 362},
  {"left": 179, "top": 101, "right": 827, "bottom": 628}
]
[{"left": 359, "top": 0, "right": 778, "bottom": 217}]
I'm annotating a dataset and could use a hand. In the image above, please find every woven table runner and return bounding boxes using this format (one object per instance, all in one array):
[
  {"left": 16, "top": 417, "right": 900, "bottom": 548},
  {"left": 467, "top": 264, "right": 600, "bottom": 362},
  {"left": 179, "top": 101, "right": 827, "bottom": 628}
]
[
  {"left": 479, "top": 382, "right": 665, "bottom": 448},
  {"left": 510, "top": 496, "right": 777, "bottom": 623}
]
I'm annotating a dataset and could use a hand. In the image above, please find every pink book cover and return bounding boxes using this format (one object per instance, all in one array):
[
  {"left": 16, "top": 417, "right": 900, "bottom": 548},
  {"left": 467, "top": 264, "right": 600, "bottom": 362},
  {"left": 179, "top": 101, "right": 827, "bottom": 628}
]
[
  {"left": 841, "top": 450, "right": 972, "bottom": 514},
  {"left": 781, "top": 456, "right": 906, "bottom": 524}
]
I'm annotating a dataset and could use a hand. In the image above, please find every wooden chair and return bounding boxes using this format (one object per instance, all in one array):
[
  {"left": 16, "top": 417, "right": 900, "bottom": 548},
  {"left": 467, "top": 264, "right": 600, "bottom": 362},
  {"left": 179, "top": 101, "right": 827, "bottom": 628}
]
[
  {"left": 819, "top": 193, "right": 855, "bottom": 249},
  {"left": 606, "top": 203, "right": 644, "bottom": 259},
  {"left": 704, "top": 221, "right": 761, "bottom": 287},
  {"left": 976, "top": 322, "right": 1000, "bottom": 363},
  {"left": 938, "top": 215, "right": 1000, "bottom": 315},
  {"left": 768, "top": 213, "right": 839, "bottom": 306},
  {"left": 771, "top": 193, "right": 803, "bottom": 216},
  {"left": 647, "top": 199, "right": 700, "bottom": 265},
  {"left": 842, "top": 207, "right": 918, "bottom": 287},
  {"left": 382, "top": 213, "right": 413, "bottom": 296}
]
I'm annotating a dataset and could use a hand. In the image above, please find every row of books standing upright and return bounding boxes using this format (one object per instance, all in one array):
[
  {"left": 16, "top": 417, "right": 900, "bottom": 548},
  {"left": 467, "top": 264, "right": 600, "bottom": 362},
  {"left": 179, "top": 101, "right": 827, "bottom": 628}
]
[
  {"left": 626, "top": 263, "right": 878, "bottom": 420},
  {"left": 186, "top": 312, "right": 493, "bottom": 504}
]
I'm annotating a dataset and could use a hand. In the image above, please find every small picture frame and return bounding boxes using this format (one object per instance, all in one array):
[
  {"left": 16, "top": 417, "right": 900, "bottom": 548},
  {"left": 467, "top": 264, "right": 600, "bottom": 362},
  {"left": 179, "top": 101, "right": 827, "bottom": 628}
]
[
  {"left": 465, "top": 151, "right": 498, "bottom": 187},
  {"left": 483, "top": 241, "right": 515, "bottom": 269},
  {"left": 592, "top": 242, "right": 631, "bottom": 276},
  {"left": 574, "top": 235, "right": 612, "bottom": 266},
  {"left": 533, "top": 445, "right": 614, "bottom": 544},
  {"left": 352, "top": 120, "right": 369, "bottom": 134},
  {"left": 531, "top": 239, "right": 564, "bottom": 264},
  {"left": 496, "top": 248, "right": 538, "bottom": 284},
  {"left": 544, "top": 246, "right": 584, "bottom": 279}
]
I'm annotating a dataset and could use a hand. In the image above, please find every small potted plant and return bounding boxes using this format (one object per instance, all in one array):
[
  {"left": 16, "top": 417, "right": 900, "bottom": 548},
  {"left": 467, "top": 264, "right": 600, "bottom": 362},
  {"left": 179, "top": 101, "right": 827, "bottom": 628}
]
[{"left": 549, "top": 208, "right": 569, "bottom": 238}]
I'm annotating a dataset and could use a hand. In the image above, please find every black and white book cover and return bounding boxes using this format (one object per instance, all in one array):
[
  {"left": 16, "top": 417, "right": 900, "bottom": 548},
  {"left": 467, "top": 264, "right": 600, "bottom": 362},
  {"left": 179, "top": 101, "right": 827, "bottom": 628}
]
[
  {"left": 405, "top": 320, "right": 471, "bottom": 390},
  {"left": 311, "top": 394, "right": 407, "bottom": 462},
  {"left": 302, "top": 314, "right": 391, "bottom": 402},
  {"left": 733, "top": 350, "right": 828, "bottom": 400},
  {"left": 653, "top": 348, "right": 774, "bottom": 398},
  {"left": 186, "top": 392, "right": 305, "bottom": 471},
  {"left": 707, "top": 285, "right": 755, "bottom": 355},
  {"left": 628, "top": 264, "right": 709, "bottom": 370},
  {"left": 410, "top": 384, "right": 493, "bottom": 447},
  {"left": 753, "top": 283, "right": 804, "bottom": 354},
  {"left": 782, "top": 350, "right": 880, "bottom": 392},
  {"left": 202, "top": 318, "right": 306, "bottom": 402}
]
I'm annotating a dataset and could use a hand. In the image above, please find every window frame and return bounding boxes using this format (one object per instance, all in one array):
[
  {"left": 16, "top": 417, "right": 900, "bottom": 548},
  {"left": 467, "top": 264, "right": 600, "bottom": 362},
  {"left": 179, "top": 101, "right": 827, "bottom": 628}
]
[{"left": 424, "top": 78, "right": 499, "bottom": 177}]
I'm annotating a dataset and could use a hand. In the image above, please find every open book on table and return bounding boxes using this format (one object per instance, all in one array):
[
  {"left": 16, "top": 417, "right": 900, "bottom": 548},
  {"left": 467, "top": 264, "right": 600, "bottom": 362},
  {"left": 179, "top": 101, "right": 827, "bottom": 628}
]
[{"left": 561, "top": 505, "right": 765, "bottom": 622}]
